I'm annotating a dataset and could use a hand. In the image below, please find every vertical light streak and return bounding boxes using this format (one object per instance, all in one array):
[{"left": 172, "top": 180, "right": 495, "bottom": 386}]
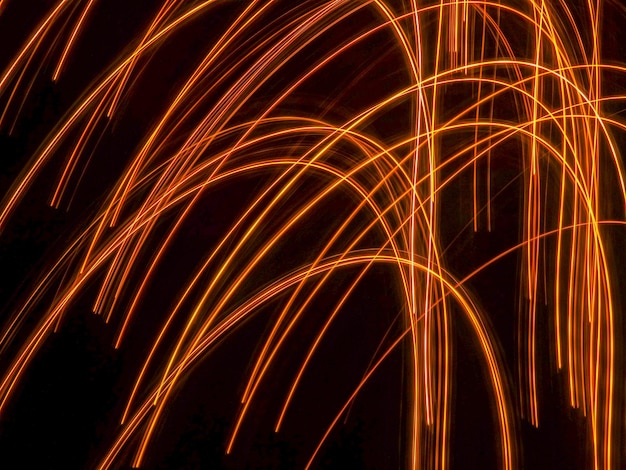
[{"left": 51, "top": 0, "right": 97, "bottom": 82}]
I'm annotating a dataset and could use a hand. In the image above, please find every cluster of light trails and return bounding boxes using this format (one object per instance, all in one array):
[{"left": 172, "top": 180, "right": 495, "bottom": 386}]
[{"left": 0, "top": 0, "right": 625, "bottom": 468}]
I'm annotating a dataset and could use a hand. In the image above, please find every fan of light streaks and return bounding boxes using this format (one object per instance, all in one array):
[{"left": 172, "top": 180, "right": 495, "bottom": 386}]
[{"left": 0, "top": 0, "right": 625, "bottom": 468}]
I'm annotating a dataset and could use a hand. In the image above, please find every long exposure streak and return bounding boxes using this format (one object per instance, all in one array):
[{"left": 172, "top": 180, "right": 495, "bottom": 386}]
[{"left": 0, "top": 0, "right": 625, "bottom": 468}]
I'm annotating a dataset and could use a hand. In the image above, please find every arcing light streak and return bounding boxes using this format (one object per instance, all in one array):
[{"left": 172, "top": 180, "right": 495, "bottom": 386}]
[{"left": 0, "top": 0, "right": 625, "bottom": 468}]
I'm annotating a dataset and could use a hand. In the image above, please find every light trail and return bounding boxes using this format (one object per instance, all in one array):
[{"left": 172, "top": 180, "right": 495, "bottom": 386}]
[{"left": 0, "top": 0, "right": 625, "bottom": 468}]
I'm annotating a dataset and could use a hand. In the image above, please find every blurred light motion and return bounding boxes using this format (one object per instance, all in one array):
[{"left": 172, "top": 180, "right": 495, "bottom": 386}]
[{"left": 0, "top": 0, "right": 625, "bottom": 468}]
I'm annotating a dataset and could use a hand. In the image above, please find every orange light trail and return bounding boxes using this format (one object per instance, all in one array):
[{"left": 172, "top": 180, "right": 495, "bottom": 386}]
[{"left": 0, "top": 0, "right": 625, "bottom": 468}]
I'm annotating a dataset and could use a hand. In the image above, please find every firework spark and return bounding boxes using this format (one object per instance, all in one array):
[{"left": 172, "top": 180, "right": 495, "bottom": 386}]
[{"left": 1, "top": 0, "right": 625, "bottom": 468}]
